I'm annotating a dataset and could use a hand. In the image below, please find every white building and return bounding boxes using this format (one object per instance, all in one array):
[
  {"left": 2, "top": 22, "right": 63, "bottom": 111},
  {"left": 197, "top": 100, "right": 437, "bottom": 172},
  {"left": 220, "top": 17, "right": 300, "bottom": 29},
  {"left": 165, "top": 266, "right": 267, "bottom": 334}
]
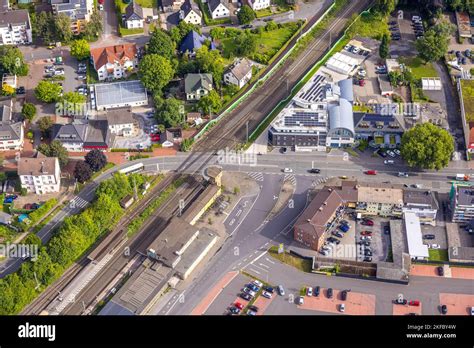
[
  {"left": 90, "top": 44, "right": 138, "bottom": 81},
  {"left": 246, "top": 0, "right": 270, "bottom": 11},
  {"left": 124, "top": 0, "right": 144, "bottom": 29},
  {"left": 93, "top": 80, "right": 149, "bottom": 111},
  {"left": 18, "top": 156, "right": 61, "bottom": 194},
  {"left": 325, "top": 52, "right": 358, "bottom": 75},
  {"left": 208, "top": 0, "right": 230, "bottom": 19},
  {"left": 106, "top": 109, "right": 136, "bottom": 137},
  {"left": 224, "top": 58, "right": 253, "bottom": 89},
  {"left": 404, "top": 212, "right": 429, "bottom": 260},
  {"left": 402, "top": 189, "right": 438, "bottom": 222},
  {"left": 0, "top": 102, "right": 23, "bottom": 151},
  {"left": 0, "top": 10, "right": 32, "bottom": 45},
  {"left": 179, "top": 0, "right": 202, "bottom": 25}
]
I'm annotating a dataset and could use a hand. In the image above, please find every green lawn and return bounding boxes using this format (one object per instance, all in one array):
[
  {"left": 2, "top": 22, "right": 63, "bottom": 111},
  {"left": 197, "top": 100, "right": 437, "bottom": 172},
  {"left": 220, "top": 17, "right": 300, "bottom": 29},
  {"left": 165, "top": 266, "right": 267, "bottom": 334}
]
[
  {"left": 268, "top": 246, "right": 312, "bottom": 273},
  {"left": 255, "top": 8, "right": 273, "bottom": 18},
  {"left": 119, "top": 26, "right": 144, "bottom": 36},
  {"left": 347, "top": 10, "right": 389, "bottom": 40},
  {"left": 461, "top": 79, "right": 474, "bottom": 122},
  {"left": 428, "top": 249, "right": 449, "bottom": 262},
  {"left": 399, "top": 57, "right": 438, "bottom": 79},
  {"left": 115, "top": 0, "right": 128, "bottom": 13},
  {"left": 221, "top": 26, "right": 296, "bottom": 59},
  {"left": 135, "top": 0, "right": 155, "bottom": 8}
]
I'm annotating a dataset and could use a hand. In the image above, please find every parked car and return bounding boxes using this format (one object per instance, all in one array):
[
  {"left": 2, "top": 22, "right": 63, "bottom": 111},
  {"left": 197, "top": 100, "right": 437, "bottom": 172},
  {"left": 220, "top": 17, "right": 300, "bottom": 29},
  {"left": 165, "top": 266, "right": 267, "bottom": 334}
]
[
  {"left": 365, "top": 170, "right": 377, "bottom": 175},
  {"left": 387, "top": 150, "right": 396, "bottom": 158},
  {"left": 360, "top": 231, "right": 372, "bottom": 236},
  {"left": 409, "top": 300, "right": 420, "bottom": 306},
  {"left": 247, "top": 283, "right": 259, "bottom": 292},
  {"left": 429, "top": 244, "right": 441, "bottom": 249},
  {"left": 384, "top": 160, "right": 394, "bottom": 165},
  {"left": 361, "top": 219, "right": 374, "bottom": 226},
  {"left": 327, "top": 288, "right": 333, "bottom": 298},
  {"left": 248, "top": 305, "right": 258, "bottom": 312},
  {"left": 246, "top": 309, "right": 257, "bottom": 316},
  {"left": 16, "top": 86, "right": 26, "bottom": 94},
  {"left": 360, "top": 235, "right": 372, "bottom": 241},
  {"left": 437, "top": 266, "right": 444, "bottom": 276},
  {"left": 283, "top": 168, "right": 293, "bottom": 173},
  {"left": 339, "top": 224, "right": 349, "bottom": 232},
  {"left": 333, "top": 231, "right": 344, "bottom": 238},
  {"left": 235, "top": 302, "right": 244, "bottom": 310},
  {"left": 229, "top": 306, "right": 240, "bottom": 314},
  {"left": 251, "top": 279, "right": 263, "bottom": 288},
  {"left": 384, "top": 225, "right": 390, "bottom": 235},
  {"left": 363, "top": 256, "right": 372, "bottom": 262},
  {"left": 377, "top": 149, "right": 387, "bottom": 158},
  {"left": 243, "top": 287, "right": 256, "bottom": 297},
  {"left": 423, "top": 234, "right": 435, "bottom": 240},
  {"left": 440, "top": 304, "right": 447, "bottom": 314},
  {"left": 394, "top": 298, "right": 407, "bottom": 305},
  {"left": 339, "top": 303, "right": 345, "bottom": 312},
  {"left": 264, "top": 286, "right": 274, "bottom": 294},
  {"left": 306, "top": 287, "right": 313, "bottom": 296},
  {"left": 314, "top": 286, "right": 320, "bottom": 297},
  {"left": 240, "top": 293, "right": 252, "bottom": 301},
  {"left": 340, "top": 290, "right": 349, "bottom": 301},
  {"left": 277, "top": 285, "right": 285, "bottom": 296},
  {"left": 398, "top": 172, "right": 409, "bottom": 177},
  {"left": 309, "top": 168, "right": 321, "bottom": 174},
  {"left": 262, "top": 291, "right": 272, "bottom": 299},
  {"left": 296, "top": 296, "right": 304, "bottom": 305}
]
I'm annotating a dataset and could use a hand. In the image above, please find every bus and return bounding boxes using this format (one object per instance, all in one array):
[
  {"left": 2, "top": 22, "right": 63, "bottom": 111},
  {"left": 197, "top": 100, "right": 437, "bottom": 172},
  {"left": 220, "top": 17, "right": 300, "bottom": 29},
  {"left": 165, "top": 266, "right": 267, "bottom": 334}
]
[{"left": 119, "top": 162, "right": 144, "bottom": 175}]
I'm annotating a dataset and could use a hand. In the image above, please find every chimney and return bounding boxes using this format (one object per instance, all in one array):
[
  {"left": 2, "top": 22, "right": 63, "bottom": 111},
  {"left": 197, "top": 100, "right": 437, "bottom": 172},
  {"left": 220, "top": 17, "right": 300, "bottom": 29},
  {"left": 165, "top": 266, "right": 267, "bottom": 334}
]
[{"left": 40, "top": 161, "right": 47, "bottom": 174}]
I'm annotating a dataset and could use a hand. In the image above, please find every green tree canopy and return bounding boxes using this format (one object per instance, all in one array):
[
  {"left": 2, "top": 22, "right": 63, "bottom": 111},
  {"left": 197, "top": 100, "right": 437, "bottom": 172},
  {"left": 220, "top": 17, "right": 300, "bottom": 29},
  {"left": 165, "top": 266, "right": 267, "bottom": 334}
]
[
  {"left": 155, "top": 97, "right": 184, "bottom": 127},
  {"left": 21, "top": 103, "right": 37, "bottom": 122},
  {"left": 37, "top": 116, "right": 53, "bottom": 136},
  {"left": 235, "top": 33, "right": 257, "bottom": 57},
  {"left": 400, "top": 122, "right": 454, "bottom": 170},
  {"left": 197, "top": 90, "right": 222, "bottom": 115},
  {"left": 379, "top": 33, "right": 389, "bottom": 59},
  {"left": 35, "top": 80, "right": 62, "bottom": 103},
  {"left": 237, "top": 5, "right": 256, "bottom": 25},
  {"left": 139, "top": 54, "right": 175, "bottom": 93},
  {"left": 147, "top": 29, "right": 175, "bottom": 59},
  {"left": 416, "top": 21, "right": 454, "bottom": 62},
  {"left": 374, "top": 0, "right": 399, "bottom": 15},
  {"left": 0, "top": 46, "right": 28, "bottom": 76},
  {"left": 70, "top": 39, "right": 90, "bottom": 60},
  {"left": 74, "top": 161, "right": 93, "bottom": 183},
  {"left": 55, "top": 13, "right": 73, "bottom": 43},
  {"left": 38, "top": 140, "right": 69, "bottom": 167},
  {"left": 195, "top": 46, "right": 224, "bottom": 88}
]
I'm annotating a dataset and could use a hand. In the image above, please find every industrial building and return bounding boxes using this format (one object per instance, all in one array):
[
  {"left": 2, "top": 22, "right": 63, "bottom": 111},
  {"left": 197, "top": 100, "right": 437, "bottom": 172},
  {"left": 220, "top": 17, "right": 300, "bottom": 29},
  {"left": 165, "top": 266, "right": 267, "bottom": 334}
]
[{"left": 404, "top": 212, "right": 429, "bottom": 260}]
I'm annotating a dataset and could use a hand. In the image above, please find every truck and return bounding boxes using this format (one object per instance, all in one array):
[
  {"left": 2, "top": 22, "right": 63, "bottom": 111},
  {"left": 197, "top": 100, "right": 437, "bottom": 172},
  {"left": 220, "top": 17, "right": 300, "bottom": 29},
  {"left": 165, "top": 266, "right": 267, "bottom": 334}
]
[{"left": 456, "top": 173, "right": 470, "bottom": 181}]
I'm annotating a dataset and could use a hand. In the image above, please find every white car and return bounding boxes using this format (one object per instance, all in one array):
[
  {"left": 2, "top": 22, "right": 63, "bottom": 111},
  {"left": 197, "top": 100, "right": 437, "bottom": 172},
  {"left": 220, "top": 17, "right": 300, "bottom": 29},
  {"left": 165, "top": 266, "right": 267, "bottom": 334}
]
[
  {"left": 352, "top": 47, "right": 360, "bottom": 54},
  {"left": 339, "top": 303, "right": 345, "bottom": 312},
  {"left": 99, "top": 3, "right": 104, "bottom": 10},
  {"left": 344, "top": 44, "right": 352, "bottom": 51},
  {"left": 296, "top": 296, "right": 304, "bottom": 305},
  {"left": 470, "top": 307, "right": 474, "bottom": 315},
  {"left": 243, "top": 287, "right": 256, "bottom": 297},
  {"left": 358, "top": 69, "right": 367, "bottom": 77},
  {"left": 54, "top": 69, "right": 65, "bottom": 76},
  {"left": 393, "top": 149, "right": 401, "bottom": 156},
  {"left": 306, "top": 287, "right": 313, "bottom": 296},
  {"left": 429, "top": 244, "right": 441, "bottom": 249},
  {"left": 361, "top": 236, "right": 372, "bottom": 241},
  {"left": 283, "top": 168, "right": 293, "bottom": 173},
  {"left": 384, "top": 160, "right": 394, "bottom": 165},
  {"left": 398, "top": 172, "right": 409, "bottom": 177},
  {"left": 262, "top": 291, "right": 272, "bottom": 299},
  {"left": 252, "top": 279, "right": 263, "bottom": 288},
  {"left": 387, "top": 150, "right": 396, "bottom": 158}
]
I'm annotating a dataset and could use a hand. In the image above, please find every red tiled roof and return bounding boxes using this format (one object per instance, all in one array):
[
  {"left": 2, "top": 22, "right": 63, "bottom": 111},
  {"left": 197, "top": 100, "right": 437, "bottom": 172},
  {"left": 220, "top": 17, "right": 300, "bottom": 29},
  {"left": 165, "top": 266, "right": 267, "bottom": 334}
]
[{"left": 90, "top": 44, "right": 137, "bottom": 70}]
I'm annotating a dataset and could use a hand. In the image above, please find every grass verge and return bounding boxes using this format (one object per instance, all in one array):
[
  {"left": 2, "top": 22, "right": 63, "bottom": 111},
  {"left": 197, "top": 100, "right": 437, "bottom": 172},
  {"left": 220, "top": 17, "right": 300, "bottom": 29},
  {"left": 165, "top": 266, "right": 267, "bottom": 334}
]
[{"left": 268, "top": 245, "right": 312, "bottom": 272}]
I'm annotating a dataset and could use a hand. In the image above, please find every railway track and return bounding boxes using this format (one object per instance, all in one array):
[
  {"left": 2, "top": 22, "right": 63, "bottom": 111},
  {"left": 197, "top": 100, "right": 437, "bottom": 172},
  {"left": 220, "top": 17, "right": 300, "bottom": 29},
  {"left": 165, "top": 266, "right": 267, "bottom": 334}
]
[{"left": 21, "top": 173, "right": 182, "bottom": 315}]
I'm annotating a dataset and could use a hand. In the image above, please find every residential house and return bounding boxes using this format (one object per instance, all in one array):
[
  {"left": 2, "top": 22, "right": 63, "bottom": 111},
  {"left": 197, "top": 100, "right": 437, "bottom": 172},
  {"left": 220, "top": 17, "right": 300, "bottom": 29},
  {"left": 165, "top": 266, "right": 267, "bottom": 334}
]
[
  {"left": 160, "top": 130, "right": 175, "bottom": 147},
  {"left": 402, "top": 189, "right": 438, "bottom": 223},
  {"left": 184, "top": 73, "right": 213, "bottom": 101},
  {"left": 353, "top": 112, "right": 406, "bottom": 149},
  {"left": 90, "top": 44, "right": 138, "bottom": 81},
  {"left": 51, "top": 120, "right": 114, "bottom": 151},
  {"left": 51, "top": 0, "right": 94, "bottom": 35},
  {"left": 161, "top": 0, "right": 185, "bottom": 12},
  {"left": 246, "top": 0, "right": 270, "bottom": 11},
  {"left": 18, "top": 155, "right": 61, "bottom": 194},
  {"left": 179, "top": 30, "right": 209, "bottom": 56},
  {"left": 224, "top": 58, "right": 252, "bottom": 89},
  {"left": 179, "top": 0, "right": 201, "bottom": 25},
  {"left": 0, "top": 101, "right": 23, "bottom": 151},
  {"left": 124, "top": 0, "right": 144, "bottom": 29},
  {"left": 105, "top": 109, "right": 136, "bottom": 137},
  {"left": 208, "top": 0, "right": 229, "bottom": 19},
  {"left": 356, "top": 183, "right": 403, "bottom": 217},
  {"left": 451, "top": 183, "right": 474, "bottom": 223},
  {"left": 0, "top": 9, "right": 32, "bottom": 45}
]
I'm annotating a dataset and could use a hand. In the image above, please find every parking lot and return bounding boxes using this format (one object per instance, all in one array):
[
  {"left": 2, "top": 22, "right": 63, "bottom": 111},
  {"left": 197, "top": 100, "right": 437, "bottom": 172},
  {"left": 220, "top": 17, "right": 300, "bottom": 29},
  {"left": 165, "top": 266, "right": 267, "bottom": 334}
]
[
  {"left": 355, "top": 216, "right": 390, "bottom": 262},
  {"left": 439, "top": 293, "right": 474, "bottom": 315}
]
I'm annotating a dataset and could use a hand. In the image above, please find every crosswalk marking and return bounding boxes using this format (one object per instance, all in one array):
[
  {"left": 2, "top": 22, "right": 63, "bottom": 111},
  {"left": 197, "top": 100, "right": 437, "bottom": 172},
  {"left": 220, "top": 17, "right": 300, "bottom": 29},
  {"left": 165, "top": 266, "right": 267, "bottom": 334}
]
[
  {"left": 248, "top": 172, "right": 264, "bottom": 182},
  {"left": 69, "top": 197, "right": 88, "bottom": 209},
  {"left": 284, "top": 174, "right": 296, "bottom": 185}
]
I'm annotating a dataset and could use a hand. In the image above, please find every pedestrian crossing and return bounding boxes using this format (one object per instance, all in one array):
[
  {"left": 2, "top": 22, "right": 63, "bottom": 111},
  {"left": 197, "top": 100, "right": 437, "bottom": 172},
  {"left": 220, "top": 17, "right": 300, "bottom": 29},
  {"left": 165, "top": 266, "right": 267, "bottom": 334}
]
[
  {"left": 312, "top": 176, "right": 329, "bottom": 187},
  {"left": 248, "top": 172, "right": 264, "bottom": 182},
  {"left": 69, "top": 197, "right": 88, "bottom": 210},
  {"left": 284, "top": 174, "right": 296, "bottom": 186}
]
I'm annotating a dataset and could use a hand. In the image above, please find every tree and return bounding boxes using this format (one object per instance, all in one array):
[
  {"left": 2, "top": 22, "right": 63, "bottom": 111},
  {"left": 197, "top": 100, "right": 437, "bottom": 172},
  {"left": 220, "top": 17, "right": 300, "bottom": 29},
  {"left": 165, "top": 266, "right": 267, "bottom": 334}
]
[
  {"left": 196, "top": 46, "right": 225, "bottom": 88},
  {"left": 37, "top": 117, "right": 53, "bottom": 136},
  {"left": 379, "top": 33, "right": 389, "bottom": 59},
  {"left": 238, "top": 5, "right": 256, "bottom": 25},
  {"left": 147, "top": 29, "right": 175, "bottom": 59},
  {"left": 235, "top": 33, "right": 257, "bottom": 57},
  {"left": 62, "top": 92, "right": 86, "bottom": 104},
  {"left": 35, "top": 11, "right": 56, "bottom": 43},
  {"left": 70, "top": 39, "right": 90, "bottom": 61},
  {"left": 0, "top": 46, "right": 29, "bottom": 76},
  {"left": 375, "top": 0, "right": 398, "bottom": 15},
  {"left": 169, "top": 21, "right": 200, "bottom": 43},
  {"left": 83, "top": 10, "right": 103, "bottom": 40},
  {"left": 415, "top": 22, "right": 454, "bottom": 62},
  {"left": 74, "top": 161, "right": 93, "bottom": 183},
  {"left": 139, "top": 54, "right": 174, "bottom": 93},
  {"left": 55, "top": 13, "right": 73, "bottom": 43},
  {"left": 84, "top": 149, "right": 107, "bottom": 172},
  {"left": 21, "top": 103, "right": 36, "bottom": 122},
  {"left": 155, "top": 97, "right": 184, "bottom": 127},
  {"left": 400, "top": 122, "right": 454, "bottom": 170},
  {"left": 197, "top": 90, "right": 222, "bottom": 115},
  {"left": 265, "top": 20, "right": 278, "bottom": 31},
  {"left": 38, "top": 140, "right": 69, "bottom": 167},
  {"left": 35, "top": 80, "right": 62, "bottom": 103}
]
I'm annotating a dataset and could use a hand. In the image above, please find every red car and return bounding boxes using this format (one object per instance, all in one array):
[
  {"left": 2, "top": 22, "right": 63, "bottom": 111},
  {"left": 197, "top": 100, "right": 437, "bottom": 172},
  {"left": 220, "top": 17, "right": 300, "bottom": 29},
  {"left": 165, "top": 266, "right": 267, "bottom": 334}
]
[
  {"left": 409, "top": 300, "right": 420, "bottom": 306},
  {"left": 361, "top": 219, "right": 374, "bottom": 226},
  {"left": 359, "top": 79, "right": 366, "bottom": 86},
  {"left": 360, "top": 231, "right": 372, "bottom": 236},
  {"left": 235, "top": 302, "right": 244, "bottom": 310},
  {"left": 365, "top": 170, "right": 377, "bottom": 175}
]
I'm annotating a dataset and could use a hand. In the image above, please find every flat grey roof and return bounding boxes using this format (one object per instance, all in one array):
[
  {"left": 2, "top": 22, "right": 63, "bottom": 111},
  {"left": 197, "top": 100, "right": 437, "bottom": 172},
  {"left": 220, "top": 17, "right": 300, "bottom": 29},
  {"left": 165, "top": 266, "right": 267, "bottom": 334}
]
[{"left": 94, "top": 80, "right": 148, "bottom": 109}]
